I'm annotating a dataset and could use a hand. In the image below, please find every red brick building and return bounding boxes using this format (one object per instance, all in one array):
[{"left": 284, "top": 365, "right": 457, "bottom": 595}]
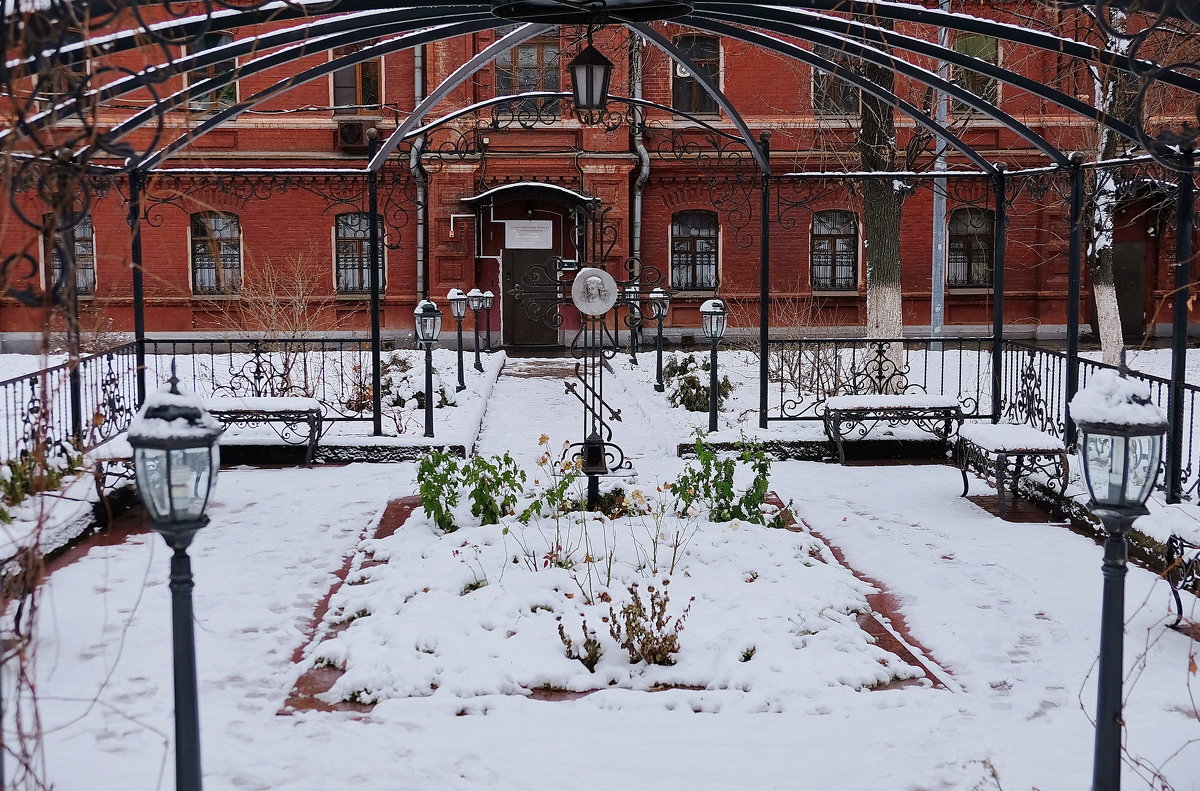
[{"left": 0, "top": 7, "right": 1192, "bottom": 351}]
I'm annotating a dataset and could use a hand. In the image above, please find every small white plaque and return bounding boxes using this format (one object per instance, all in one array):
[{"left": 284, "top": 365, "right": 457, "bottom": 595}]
[
  {"left": 571, "top": 267, "right": 618, "bottom": 316},
  {"left": 504, "top": 220, "right": 553, "bottom": 249}
]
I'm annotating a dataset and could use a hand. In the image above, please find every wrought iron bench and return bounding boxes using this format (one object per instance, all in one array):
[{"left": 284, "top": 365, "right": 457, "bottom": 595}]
[
  {"left": 954, "top": 423, "right": 1069, "bottom": 520},
  {"left": 1165, "top": 533, "right": 1200, "bottom": 629},
  {"left": 202, "top": 396, "right": 323, "bottom": 466},
  {"left": 822, "top": 394, "right": 964, "bottom": 465}
]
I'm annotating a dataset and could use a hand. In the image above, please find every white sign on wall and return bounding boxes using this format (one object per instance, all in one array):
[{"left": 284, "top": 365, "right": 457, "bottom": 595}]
[{"left": 504, "top": 220, "right": 553, "bottom": 249}]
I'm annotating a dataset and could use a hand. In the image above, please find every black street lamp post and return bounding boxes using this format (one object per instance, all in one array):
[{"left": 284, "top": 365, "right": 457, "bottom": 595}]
[
  {"left": 447, "top": 288, "right": 467, "bottom": 392},
  {"left": 1070, "top": 365, "right": 1167, "bottom": 791},
  {"left": 127, "top": 369, "right": 222, "bottom": 791},
  {"left": 700, "top": 298, "right": 727, "bottom": 433},
  {"left": 649, "top": 287, "right": 669, "bottom": 392},
  {"left": 467, "top": 288, "right": 485, "bottom": 372},
  {"left": 482, "top": 290, "right": 495, "bottom": 351},
  {"left": 414, "top": 300, "right": 443, "bottom": 438}
]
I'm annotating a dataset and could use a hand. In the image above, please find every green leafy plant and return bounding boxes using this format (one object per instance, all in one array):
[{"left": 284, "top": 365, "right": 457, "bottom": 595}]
[
  {"left": 557, "top": 617, "right": 603, "bottom": 672},
  {"left": 670, "top": 437, "right": 785, "bottom": 526},
  {"left": 607, "top": 581, "right": 693, "bottom": 666},
  {"left": 463, "top": 452, "right": 526, "bottom": 525},
  {"left": 0, "top": 443, "right": 85, "bottom": 523},
  {"left": 661, "top": 353, "right": 734, "bottom": 413},
  {"left": 416, "top": 449, "right": 461, "bottom": 532}
]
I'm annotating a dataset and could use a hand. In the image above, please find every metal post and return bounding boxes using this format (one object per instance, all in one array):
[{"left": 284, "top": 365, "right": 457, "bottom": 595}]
[
  {"left": 454, "top": 317, "right": 465, "bottom": 392},
  {"left": 758, "top": 130, "right": 772, "bottom": 429},
  {"left": 485, "top": 307, "right": 493, "bottom": 351},
  {"left": 1167, "top": 146, "right": 1195, "bottom": 503},
  {"left": 1092, "top": 510, "right": 1134, "bottom": 791},
  {"left": 367, "top": 132, "right": 383, "bottom": 436},
  {"left": 472, "top": 308, "right": 483, "bottom": 372},
  {"left": 1067, "top": 154, "right": 1086, "bottom": 448},
  {"left": 168, "top": 540, "right": 203, "bottom": 791},
  {"left": 129, "top": 171, "right": 147, "bottom": 405},
  {"left": 424, "top": 344, "right": 434, "bottom": 438},
  {"left": 930, "top": 3, "right": 950, "bottom": 346},
  {"left": 628, "top": 303, "right": 640, "bottom": 365},
  {"left": 654, "top": 315, "right": 665, "bottom": 392},
  {"left": 990, "top": 164, "right": 1007, "bottom": 425},
  {"left": 709, "top": 338, "right": 720, "bottom": 433}
]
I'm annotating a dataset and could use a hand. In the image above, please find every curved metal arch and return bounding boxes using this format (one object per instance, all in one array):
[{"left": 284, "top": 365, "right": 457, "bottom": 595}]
[
  {"left": 700, "top": 5, "right": 1143, "bottom": 149},
  {"left": 404, "top": 90, "right": 745, "bottom": 143},
  {"left": 369, "top": 21, "right": 553, "bottom": 170},
  {"left": 696, "top": 0, "right": 1200, "bottom": 98},
  {"left": 684, "top": 20, "right": 999, "bottom": 172},
  {"left": 690, "top": 17, "right": 1067, "bottom": 166},
  {"left": 7, "top": 6, "right": 490, "bottom": 151},
  {"left": 625, "top": 22, "right": 769, "bottom": 174},
  {"left": 135, "top": 18, "right": 502, "bottom": 171}
]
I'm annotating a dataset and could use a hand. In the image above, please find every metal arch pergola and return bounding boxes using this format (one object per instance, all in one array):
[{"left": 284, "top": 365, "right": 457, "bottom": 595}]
[{"left": 2, "top": 0, "right": 1199, "bottom": 492}]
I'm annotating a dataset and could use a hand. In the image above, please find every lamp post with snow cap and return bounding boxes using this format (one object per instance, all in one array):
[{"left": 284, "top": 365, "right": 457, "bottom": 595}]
[
  {"left": 467, "top": 288, "right": 485, "bottom": 372},
  {"left": 414, "top": 300, "right": 442, "bottom": 438},
  {"left": 447, "top": 288, "right": 467, "bottom": 392},
  {"left": 1070, "top": 363, "right": 1167, "bottom": 791},
  {"left": 700, "top": 298, "right": 727, "bottom": 433},
  {"left": 127, "top": 367, "right": 222, "bottom": 791},
  {"left": 648, "top": 287, "right": 669, "bottom": 392},
  {"left": 482, "top": 290, "right": 494, "bottom": 351}
]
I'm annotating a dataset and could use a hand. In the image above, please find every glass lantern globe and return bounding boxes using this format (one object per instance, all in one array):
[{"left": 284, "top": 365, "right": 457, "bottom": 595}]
[
  {"left": 649, "top": 287, "right": 669, "bottom": 321},
  {"left": 568, "top": 44, "right": 613, "bottom": 111},
  {"left": 1078, "top": 422, "right": 1165, "bottom": 510},
  {"left": 127, "top": 377, "right": 222, "bottom": 530},
  {"left": 482, "top": 290, "right": 495, "bottom": 311},
  {"left": 700, "top": 298, "right": 727, "bottom": 342},
  {"left": 414, "top": 300, "right": 443, "bottom": 349},
  {"left": 466, "top": 288, "right": 485, "bottom": 312},
  {"left": 447, "top": 288, "right": 467, "bottom": 320}
]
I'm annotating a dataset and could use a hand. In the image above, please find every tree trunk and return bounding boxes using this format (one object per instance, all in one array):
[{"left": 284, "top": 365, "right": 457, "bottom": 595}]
[{"left": 856, "top": 23, "right": 906, "bottom": 351}]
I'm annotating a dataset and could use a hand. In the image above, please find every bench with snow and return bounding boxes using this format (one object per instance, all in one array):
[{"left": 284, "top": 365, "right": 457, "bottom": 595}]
[
  {"left": 953, "top": 423, "right": 1068, "bottom": 520},
  {"left": 201, "top": 396, "right": 323, "bottom": 466},
  {"left": 1165, "top": 533, "right": 1200, "bottom": 630},
  {"left": 822, "top": 394, "right": 964, "bottom": 465}
]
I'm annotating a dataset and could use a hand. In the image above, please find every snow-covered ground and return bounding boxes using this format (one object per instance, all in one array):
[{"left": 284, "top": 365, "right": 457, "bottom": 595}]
[{"left": 10, "top": 355, "right": 1197, "bottom": 791}]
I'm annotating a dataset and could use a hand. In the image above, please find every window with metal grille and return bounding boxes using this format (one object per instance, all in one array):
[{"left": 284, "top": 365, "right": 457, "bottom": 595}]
[
  {"left": 332, "top": 44, "right": 381, "bottom": 113},
  {"left": 191, "top": 212, "right": 241, "bottom": 295},
  {"left": 952, "top": 34, "right": 999, "bottom": 113},
  {"left": 334, "top": 212, "right": 385, "bottom": 294},
  {"left": 495, "top": 29, "right": 560, "bottom": 117},
  {"left": 672, "top": 35, "right": 719, "bottom": 116},
  {"left": 947, "top": 208, "right": 994, "bottom": 288},
  {"left": 671, "top": 210, "right": 718, "bottom": 290},
  {"left": 812, "top": 45, "right": 859, "bottom": 116},
  {"left": 185, "top": 32, "right": 237, "bottom": 111},
  {"left": 44, "top": 213, "right": 95, "bottom": 296},
  {"left": 810, "top": 210, "right": 858, "bottom": 291}
]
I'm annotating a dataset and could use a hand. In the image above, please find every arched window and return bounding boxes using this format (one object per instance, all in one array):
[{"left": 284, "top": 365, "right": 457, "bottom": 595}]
[
  {"left": 672, "top": 35, "right": 719, "bottom": 116},
  {"left": 947, "top": 208, "right": 994, "bottom": 288},
  {"left": 44, "top": 213, "right": 95, "bottom": 295},
  {"left": 671, "top": 210, "right": 718, "bottom": 291},
  {"left": 811, "top": 210, "right": 858, "bottom": 291},
  {"left": 334, "top": 212, "right": 385, "bottom": 294},
  {"left": 190, "top": 212, "right": 241, "bottom": 295}
]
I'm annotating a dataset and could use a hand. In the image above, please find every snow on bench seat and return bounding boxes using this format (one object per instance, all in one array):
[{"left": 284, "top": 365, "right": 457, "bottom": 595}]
[
  {"left": 202, "top": 396, "right": 324, "bottom": 412},
  {"left": 959, "top": 423, "right": 1064, "bottom": 452},
  {"left": 824, "top": 394, "right": 963, "bottom": 411}
]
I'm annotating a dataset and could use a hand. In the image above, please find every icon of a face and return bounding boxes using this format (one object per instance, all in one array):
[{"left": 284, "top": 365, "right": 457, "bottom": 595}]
[{"left": 584, "top": 276, "right": 603, "bottom": 303}]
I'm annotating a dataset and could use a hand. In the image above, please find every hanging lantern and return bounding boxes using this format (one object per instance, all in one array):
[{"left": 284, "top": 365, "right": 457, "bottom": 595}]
[{"left": 569, "top": 44, "right": 613, "bottom": 112}]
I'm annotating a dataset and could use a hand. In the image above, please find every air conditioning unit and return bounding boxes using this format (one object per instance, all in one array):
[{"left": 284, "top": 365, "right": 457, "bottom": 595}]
[{"left": 336, "top": 119, "right": 372, "bottom": 154}]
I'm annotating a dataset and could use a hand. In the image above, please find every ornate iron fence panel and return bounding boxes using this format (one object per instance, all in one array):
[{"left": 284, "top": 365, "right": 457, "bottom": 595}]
[
  {"left": 765, "top": 336, "right": 993, "bottom": 421},
  {"left": 0, "top": 342, "right": 138, "bottom": 462},
  {"left": 143, "top": 338, "right": 376, "bottom": 422}
]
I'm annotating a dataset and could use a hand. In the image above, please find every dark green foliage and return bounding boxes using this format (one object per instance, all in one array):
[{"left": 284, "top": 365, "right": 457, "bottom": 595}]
[
  {"left": 662, "top": 354, "right": 734, "bottom": 412},
  {"left": 670, "top": 437, "right": 787, "bottom": 527}
]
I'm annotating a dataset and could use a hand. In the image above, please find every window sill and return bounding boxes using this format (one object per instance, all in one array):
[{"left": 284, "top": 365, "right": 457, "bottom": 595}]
[
  {"left": 335, "top": 292, "right": 385, "bottom": 300},
  {"left": 947, "top": 287, "right": 994, "bottom": 295},
  {"left": 810, "top": 290, "right": 861, "bottom": 297},
  {"left": 671, "top": 289, "right": 718, "bottom": 300},
  {"left": 193, "top": 293, "right": 241, "bottom": 300}
]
